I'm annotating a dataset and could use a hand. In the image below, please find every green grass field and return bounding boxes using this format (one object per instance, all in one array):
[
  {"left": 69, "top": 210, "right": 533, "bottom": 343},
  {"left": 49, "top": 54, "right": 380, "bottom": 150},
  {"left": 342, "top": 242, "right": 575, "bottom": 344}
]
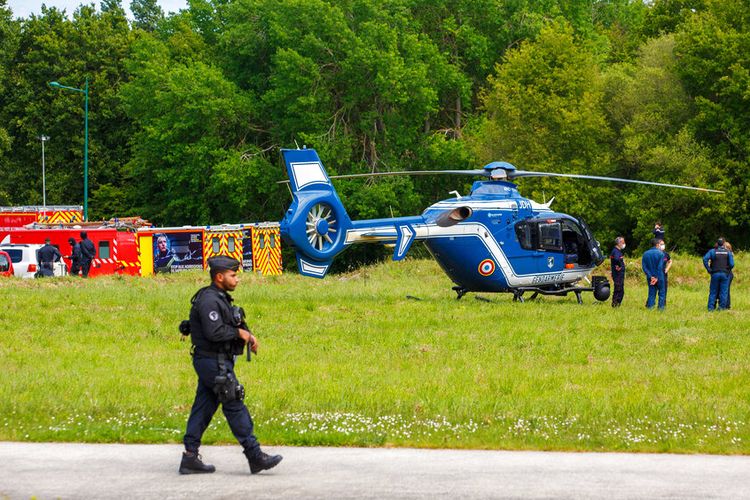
[{"left": 0, "top": 254, "right": 747, "bottom": 454}]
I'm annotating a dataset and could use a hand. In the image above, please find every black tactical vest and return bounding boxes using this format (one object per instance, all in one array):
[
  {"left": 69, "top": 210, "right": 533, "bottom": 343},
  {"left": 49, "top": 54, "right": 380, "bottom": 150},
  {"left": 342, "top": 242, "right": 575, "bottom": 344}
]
[{"left": 711, "top": 248, "right": 730, "bottom": 273}]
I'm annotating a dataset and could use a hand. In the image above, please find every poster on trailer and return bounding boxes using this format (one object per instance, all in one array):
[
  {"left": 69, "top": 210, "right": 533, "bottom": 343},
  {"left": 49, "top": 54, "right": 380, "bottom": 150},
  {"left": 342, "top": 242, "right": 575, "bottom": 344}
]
[
  {"left": 153, "top": 231, "right": 204, "bottom": 273},
  {"left": 242, "top": 229, "right": 253, "bottom": 271}
]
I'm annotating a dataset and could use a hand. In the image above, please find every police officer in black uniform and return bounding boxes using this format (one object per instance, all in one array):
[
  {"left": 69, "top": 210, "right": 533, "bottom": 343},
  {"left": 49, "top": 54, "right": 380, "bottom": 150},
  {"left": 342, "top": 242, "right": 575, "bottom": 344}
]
[
  {"left": 180, "top": 256, "right": 282, "bottom": 475},
  {"left": 36, "top": 238, "right": 61, "bottom": 277},
  {"left": 703, "top": 238, "right": 734, "bottom": 311},
  {"left": 79, "top": 231, "right": 96, "bottom": 278},
  {"left": 610, "top": 236, "right": 626, "bottom": 307},
  {"left": 652, "top": 221, "right": 665, "bottom": 241},
  {"left": 68, "top": 238, "right": 82, "bottom": 276}
]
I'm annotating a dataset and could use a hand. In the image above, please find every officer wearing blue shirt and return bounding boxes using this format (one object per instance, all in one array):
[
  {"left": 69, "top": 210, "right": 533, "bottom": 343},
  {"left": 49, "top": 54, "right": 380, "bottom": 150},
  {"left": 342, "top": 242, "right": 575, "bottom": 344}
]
[
  {"left": 703, "top": 238, "right": 734, "bottom": 311},
  {"left": 641, "top": 238, "right": 666, "bottom": 310},
  {"left": 610, "top": 236, "right": 626, "bottom": 307}
]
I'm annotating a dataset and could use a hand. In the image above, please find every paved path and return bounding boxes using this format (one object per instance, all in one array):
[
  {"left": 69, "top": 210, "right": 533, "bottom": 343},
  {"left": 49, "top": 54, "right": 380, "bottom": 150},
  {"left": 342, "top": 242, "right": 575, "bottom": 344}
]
[{"left": 1, "top": 442, "right": 749, "bottom": 499}]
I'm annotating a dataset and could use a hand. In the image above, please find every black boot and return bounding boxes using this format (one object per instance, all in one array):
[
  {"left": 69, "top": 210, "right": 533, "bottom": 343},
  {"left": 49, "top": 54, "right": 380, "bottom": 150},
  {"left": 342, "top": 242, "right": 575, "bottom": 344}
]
[
  {"left": 245, "top": 450, "right": 283, "bottom": 474},
  {"left": 179, "top": 451, "right": 216, "bottom": 474}
]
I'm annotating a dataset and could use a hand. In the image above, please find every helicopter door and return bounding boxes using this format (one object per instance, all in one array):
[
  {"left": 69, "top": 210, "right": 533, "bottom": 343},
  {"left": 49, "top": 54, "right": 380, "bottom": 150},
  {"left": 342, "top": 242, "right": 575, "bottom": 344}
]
[
  {"left": 514, "top": 221, "right": 542, "bottom": 274},
  {"left": 537, "top": 221, "right": 564, "bottom": 272},
  {"left": 576, "top": 217, "right": 604, "bottom": 266}
]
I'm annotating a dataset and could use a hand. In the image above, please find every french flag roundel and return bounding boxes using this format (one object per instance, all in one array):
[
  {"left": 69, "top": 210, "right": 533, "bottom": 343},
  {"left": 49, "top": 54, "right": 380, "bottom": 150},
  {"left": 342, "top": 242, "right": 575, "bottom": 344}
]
[{"left": 478, "top": 258, "right": 495, "bottom": 277}]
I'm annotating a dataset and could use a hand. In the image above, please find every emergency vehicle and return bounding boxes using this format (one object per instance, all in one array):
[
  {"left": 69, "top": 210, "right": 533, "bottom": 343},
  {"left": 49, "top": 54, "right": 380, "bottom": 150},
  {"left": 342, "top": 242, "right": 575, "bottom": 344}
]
[
  {"left": 0, "top": 206, "right": 283, "bottom": 277},
  {"left": 0, "top": 206, "right": 84, "bottom": 227}
]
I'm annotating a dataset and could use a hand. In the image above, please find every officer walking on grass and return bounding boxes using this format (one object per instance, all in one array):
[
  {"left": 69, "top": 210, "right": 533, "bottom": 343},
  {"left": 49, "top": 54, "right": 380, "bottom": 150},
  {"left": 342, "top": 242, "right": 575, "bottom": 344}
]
[
  {"left": 641, "top": 238, "right": 666, "bottom": 310},
  {"left": 180, "top": 255, "right": 282, "bottom": 475}
]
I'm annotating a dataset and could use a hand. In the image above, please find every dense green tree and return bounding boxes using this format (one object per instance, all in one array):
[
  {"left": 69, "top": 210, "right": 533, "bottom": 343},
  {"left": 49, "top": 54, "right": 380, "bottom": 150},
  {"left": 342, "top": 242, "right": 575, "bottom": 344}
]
[
  {"left": 0, "top": 0, "right": 746, "bottom": 258},
  {"left": 604, "top": 36, "right": 726, "bottom": 250},
  {"left": 470, "top": 22, "right": 619, "bottom": 234},
  {"left": 0, "top": 0, "right": 18, "bottom": 187},
  {"left": 121, "top": 34, "right": 270, "bottom": 225},
  {"left": 0, "top": 4, "right": 135, "bottom": 217},
  {"left": 642, "top": 0, "right": 705, "bottom": 37},
  {"left": 674, "top": 0, "right": 750, "bottom": 247},
  {"left": 130, "top": 0, "right": 164, "bottom": 32}
]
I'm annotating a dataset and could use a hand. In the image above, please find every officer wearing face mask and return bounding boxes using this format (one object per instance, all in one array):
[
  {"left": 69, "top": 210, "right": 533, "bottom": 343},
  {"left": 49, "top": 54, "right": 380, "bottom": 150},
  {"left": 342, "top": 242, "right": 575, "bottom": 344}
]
[
  {"left": 641, "top": 238, "right": 666, "bottom": 310},
  {"left": 610, "top": 236, "right": 626, "bottom": 307}
]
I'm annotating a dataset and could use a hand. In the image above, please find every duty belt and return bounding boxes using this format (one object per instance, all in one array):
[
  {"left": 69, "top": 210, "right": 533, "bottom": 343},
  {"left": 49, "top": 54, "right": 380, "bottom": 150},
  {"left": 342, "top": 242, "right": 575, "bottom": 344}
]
[{"left": 192, "top": 346, "right": 231, "bottom": 359}]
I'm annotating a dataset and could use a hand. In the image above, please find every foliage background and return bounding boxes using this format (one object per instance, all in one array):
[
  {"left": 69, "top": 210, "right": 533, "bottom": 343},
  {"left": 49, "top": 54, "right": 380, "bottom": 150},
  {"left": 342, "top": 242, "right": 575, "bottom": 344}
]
[{"left": 1, "top": 0, "right": 748, "bottom": 264}]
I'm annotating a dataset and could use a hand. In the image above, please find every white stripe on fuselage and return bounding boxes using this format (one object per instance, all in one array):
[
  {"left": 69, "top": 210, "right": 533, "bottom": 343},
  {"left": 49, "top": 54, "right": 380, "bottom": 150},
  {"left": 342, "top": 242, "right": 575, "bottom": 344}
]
[{"left": 344, "top": 221, "right": 589, "bottom": 287}]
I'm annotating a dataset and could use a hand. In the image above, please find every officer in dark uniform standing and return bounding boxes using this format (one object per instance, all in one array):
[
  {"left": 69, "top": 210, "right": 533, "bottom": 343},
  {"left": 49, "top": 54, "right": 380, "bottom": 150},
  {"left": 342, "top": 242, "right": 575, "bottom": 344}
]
[
  {"left": 652, "top": 221, "right": 665, "bottom": 241},
  {"left": 79, "top": 231, "right": 96, "bottom": 278},
  {"left": 68, "top": 238, "right": 82, "bottom": 276},
  {"left": 36, "top": 238, "right": 61, "bottom": 277},
  {"left": 641, "top": 238, "right": 666, "bottom": 310},
  {"left": 610, "top": 236, "right": 626, "bottom": 307},
  {"left": 703, "top": 237, "right": 734, "bottom": 311},
  {"left": 180, "top": 256, "right": 282, "bottom": 475},
  {"left": 661, "top": 241, "right": 672, "bottom": 299}
]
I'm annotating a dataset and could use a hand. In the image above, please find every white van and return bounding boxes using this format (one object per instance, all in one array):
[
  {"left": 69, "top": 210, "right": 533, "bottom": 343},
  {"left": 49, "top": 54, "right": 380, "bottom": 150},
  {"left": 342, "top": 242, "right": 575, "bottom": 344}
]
[{"left": 0, "top": 243, "right": 67, "bottom": 278}]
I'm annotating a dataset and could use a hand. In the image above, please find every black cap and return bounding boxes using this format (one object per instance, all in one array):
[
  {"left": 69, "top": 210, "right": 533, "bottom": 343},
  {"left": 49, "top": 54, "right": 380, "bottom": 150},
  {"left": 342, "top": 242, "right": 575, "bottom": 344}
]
[
  {"left": 208, "top": 256, "right": 240, "bottom": 272},
  {"left": 717, "top": 237, "right": 725, "bottom": 246}
]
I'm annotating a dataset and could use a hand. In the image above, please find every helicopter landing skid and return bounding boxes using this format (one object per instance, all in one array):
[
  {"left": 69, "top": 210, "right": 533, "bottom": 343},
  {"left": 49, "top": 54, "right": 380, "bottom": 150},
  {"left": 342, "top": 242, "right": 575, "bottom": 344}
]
[
  {"left": 452, "top": 286, "right": 469, "bottom": 300},
  {"left": 514, "top": 285, "right": 597, "bottom": 304}
]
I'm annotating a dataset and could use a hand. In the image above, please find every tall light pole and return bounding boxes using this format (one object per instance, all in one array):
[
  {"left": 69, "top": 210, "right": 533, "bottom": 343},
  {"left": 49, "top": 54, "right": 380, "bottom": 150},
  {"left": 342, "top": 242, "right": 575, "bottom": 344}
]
[
  {"left": 49, "top": 78, "right": 89, "bottom": 221},
  {"left": 38, "top": 135, "right": 49, "bottom": 207}
]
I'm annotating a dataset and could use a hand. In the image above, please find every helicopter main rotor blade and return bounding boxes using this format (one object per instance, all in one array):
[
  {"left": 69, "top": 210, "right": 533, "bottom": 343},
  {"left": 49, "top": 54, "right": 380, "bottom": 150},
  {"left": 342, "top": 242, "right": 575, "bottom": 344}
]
[
  {"left": 509, "top": 171, "right": 724, "bottom": 193},
  {"left": 327, "top": 170, "right": 487, "bottom": 179},
  {"left": 276, "top": 169, "right": 487, "bottom": 184}
]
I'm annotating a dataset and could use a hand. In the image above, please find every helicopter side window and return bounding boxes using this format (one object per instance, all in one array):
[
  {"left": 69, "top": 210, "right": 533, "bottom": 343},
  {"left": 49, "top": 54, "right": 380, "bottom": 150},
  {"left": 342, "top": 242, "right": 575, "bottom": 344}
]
[
  {"left": 539, "top": 222, "right": 563, "bottom": 252},
  {"left": 514, "top": 222, "right": 538, "bottom": 250}
]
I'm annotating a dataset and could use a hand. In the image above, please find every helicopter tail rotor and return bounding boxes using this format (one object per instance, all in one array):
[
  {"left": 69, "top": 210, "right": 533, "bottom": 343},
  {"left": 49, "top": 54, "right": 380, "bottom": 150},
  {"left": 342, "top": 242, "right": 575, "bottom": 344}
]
[{"left": 279, "top": 148, "right": 353, "bottom": 278}]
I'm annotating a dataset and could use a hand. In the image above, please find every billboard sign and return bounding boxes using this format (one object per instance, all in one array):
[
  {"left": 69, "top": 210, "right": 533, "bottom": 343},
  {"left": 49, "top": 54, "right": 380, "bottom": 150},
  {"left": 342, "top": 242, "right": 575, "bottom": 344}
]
[{"left": 153, "top": 231, "right": 203, "bottom": 273}]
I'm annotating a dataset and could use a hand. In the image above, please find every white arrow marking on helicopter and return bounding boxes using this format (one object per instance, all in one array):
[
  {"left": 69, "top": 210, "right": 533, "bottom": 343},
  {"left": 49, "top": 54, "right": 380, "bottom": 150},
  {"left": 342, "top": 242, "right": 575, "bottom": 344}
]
[{"left": 397, "top": 226, "right": 414, "bottom": 257}]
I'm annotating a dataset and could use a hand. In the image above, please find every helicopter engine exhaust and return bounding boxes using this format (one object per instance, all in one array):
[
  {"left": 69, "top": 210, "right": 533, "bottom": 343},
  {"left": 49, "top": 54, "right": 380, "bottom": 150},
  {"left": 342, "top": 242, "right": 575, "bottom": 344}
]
[{"left": 436, "top": 206, "right": 473, "bottom": 227}]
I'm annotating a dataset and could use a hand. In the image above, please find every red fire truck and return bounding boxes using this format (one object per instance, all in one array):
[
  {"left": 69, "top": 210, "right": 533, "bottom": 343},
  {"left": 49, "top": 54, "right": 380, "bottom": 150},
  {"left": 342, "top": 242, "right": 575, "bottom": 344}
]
[
  {"left": 0, "top": 206, "right": 84, "bottom": 227},
  {"left": 0, "top": 206, "right": 282, "bottom": 277}
]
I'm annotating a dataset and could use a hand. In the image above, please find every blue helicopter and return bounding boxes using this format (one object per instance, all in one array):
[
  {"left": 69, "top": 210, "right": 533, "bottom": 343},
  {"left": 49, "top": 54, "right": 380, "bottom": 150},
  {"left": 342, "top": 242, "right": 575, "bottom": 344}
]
[{"left": 279, "top": 148, "right": 721, "bottom": 303}]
